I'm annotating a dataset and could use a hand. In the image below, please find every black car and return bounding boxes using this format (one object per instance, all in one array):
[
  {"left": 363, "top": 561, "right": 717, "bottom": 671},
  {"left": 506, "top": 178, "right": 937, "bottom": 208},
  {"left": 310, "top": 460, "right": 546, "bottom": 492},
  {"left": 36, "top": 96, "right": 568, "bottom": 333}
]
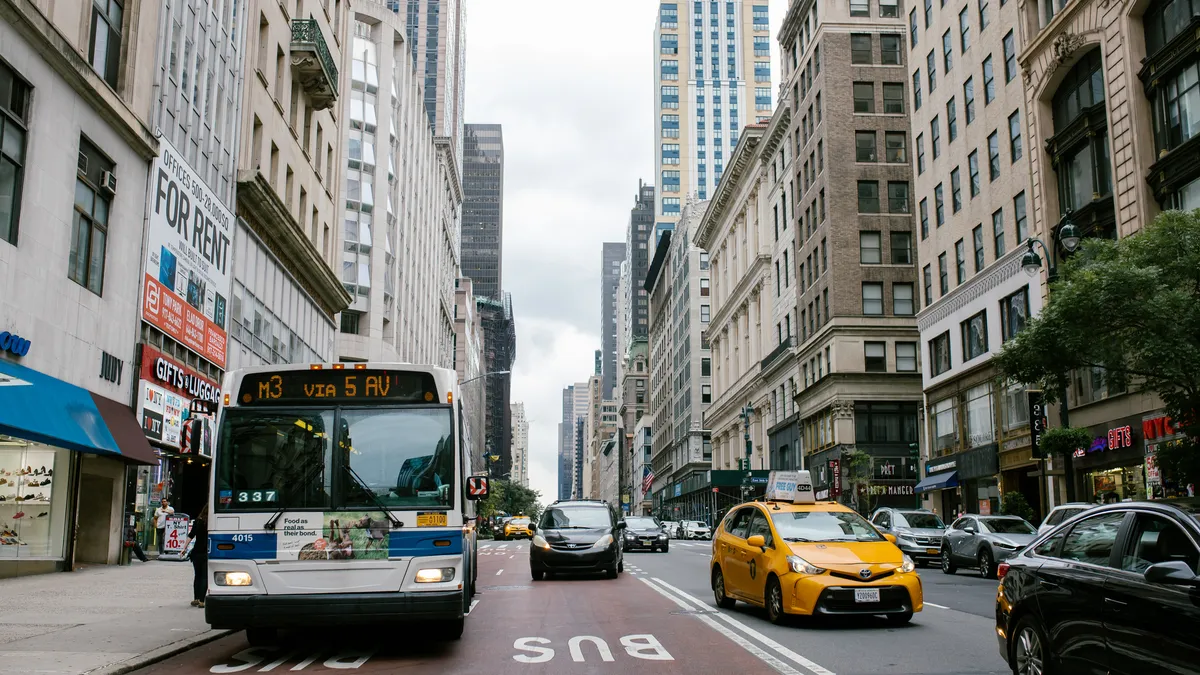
[
  {"left": 996, "top": 501, "right": 1200, "bottom": 674},
  {"left": 622, "top": 516, "right": 669, "bottom": 552},
  {"left": 530, "top": 499, "right": 625, "bottom": 580}
]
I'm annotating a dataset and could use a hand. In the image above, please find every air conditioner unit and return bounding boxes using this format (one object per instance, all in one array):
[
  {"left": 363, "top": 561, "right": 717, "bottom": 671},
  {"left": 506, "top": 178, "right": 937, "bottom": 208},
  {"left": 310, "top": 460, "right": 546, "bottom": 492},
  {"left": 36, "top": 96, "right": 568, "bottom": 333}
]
[{"left": 100, "top": 170, "right": 118, "bottom": 195}]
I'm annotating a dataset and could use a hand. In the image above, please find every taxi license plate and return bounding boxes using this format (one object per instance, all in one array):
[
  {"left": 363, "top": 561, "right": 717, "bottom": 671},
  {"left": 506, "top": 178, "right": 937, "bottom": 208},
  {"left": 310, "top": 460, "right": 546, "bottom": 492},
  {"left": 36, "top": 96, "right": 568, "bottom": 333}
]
[
  {"left": 416, "top": 513, "right": 447, "bottom": 527},
  {"left": 854, "top": 589, "right": 881, "bottom": 603},
  {"left": 927, "top": 548, "right": 940, "bottom": 555}
]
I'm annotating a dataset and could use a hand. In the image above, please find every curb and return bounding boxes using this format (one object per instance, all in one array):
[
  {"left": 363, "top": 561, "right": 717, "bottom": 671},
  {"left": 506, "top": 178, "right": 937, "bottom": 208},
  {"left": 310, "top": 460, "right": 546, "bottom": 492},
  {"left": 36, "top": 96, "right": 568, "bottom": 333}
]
[{"left": 83, "top": 628, "right": 238, "bottom": 675}]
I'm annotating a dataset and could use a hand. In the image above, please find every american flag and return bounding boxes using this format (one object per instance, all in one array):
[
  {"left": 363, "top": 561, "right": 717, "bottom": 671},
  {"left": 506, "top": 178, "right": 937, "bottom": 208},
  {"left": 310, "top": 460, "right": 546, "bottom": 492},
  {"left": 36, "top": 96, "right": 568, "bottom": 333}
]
[{"left": 642, "top": 465, "right": 655, "bottom": 493}]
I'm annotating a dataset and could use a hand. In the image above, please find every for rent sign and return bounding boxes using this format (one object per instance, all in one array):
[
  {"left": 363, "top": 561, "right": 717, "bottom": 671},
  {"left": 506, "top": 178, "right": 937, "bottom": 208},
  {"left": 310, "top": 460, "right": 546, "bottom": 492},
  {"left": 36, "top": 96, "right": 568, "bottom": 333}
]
[{"left": 142, "top": 136, "right": 232, "bottom": 368}]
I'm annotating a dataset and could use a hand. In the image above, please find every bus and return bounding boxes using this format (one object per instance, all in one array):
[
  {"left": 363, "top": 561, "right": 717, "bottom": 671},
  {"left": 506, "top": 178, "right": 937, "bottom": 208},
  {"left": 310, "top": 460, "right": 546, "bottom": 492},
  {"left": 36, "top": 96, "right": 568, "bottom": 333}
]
[{"left": 202, "top": 362, "right": 488, "bottom": 643}]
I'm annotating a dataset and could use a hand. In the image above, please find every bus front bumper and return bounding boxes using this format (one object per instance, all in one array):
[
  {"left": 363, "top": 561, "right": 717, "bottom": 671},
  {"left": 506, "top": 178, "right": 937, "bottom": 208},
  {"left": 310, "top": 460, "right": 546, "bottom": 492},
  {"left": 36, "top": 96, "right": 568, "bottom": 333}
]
[{"left": 205, "top": 590, "right": 463, "bottom": 629}]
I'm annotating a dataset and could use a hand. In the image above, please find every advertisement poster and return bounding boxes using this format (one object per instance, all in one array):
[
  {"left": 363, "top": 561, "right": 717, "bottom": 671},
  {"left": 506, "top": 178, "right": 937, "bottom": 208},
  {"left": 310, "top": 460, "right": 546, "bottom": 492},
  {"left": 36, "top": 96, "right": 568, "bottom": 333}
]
[
  {"left": 163, "top": 515, "right": 190, "bottom": 555},
  {"left": 142, "top": 136, "right": 233, "bottom": 368},
  {"left": 137, "top": 345, "right": 220, "bottom": 453},
  {"left": 278, "top": 513, "right": 391, "bottom": 561},
  {"left": 139, "top": 381, "right": 186, "bottom": 447}
]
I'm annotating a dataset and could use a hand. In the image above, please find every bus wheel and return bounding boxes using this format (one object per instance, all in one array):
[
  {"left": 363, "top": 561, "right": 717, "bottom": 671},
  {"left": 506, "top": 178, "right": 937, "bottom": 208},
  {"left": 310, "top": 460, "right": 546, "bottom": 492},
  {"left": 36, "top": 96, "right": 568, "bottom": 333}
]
[
  {"left": 245, "top": 628, "right": 277, "bottom": 647},
  {"left": 443, "top": 618, "right": 465, "bottom": 640}
]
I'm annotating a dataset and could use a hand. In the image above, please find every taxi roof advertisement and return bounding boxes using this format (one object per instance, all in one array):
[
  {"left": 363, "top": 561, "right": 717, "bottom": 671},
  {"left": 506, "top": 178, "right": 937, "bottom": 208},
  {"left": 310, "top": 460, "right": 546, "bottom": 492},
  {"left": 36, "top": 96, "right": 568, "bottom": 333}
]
[{"left": 142, "top": 135, "right": 233, "bottom": 369}]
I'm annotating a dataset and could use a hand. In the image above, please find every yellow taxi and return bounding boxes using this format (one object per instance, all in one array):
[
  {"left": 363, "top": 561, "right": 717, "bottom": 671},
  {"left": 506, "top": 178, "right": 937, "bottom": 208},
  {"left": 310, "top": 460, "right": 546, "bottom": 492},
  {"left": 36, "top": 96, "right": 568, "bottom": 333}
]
[
  {"left": 502, "top": 515, "right": 533, "bottom": 540},
  {"left": 710, "top": 471, "right": 922, "bottom": 625}
]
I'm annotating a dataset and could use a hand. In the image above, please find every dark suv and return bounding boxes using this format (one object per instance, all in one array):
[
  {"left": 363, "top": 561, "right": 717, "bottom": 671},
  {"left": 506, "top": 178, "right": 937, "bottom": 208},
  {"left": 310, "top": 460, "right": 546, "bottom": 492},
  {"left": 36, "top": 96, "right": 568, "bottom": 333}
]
[{"left": 530, "top": 499, "right": 625, "bottom": 580}]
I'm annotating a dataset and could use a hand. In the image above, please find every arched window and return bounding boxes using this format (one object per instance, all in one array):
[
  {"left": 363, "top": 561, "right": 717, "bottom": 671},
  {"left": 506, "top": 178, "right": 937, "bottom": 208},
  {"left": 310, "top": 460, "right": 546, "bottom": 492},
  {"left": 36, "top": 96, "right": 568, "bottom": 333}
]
[
  {"left": 1144, "top": 0, "right": 1200, "bottom": 55},
  {"left": 1049, "top": 49, "right": 1112, "bottom": 213},
  {"left": 1052, "top": 49, "right": 1105, "bottom": 133}
]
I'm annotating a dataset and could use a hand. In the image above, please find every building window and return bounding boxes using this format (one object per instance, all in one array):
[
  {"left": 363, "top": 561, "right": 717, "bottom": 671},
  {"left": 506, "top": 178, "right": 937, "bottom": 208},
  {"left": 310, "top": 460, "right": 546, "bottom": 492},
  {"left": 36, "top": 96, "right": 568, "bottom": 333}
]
[
  {"left": 69, "top": 136, "right": 113, "bottom": 295},
  {"left": 1014, "top": 191, "right": 1028, "bottom": 242},
  {"left": 992, "top": 208, "right": 1006, "bottom": 257},
  {"left": 988, "top": 131, "right": 1001, "bottom": 180},
  {"left": 663, "top": 197, "right": 681, "bottom": 214},
  {"left": 961, "top": 311, "right": 988, "bottom": 361},
  {"left": 973, "top": 225, "right": 985, "bottom": 271},
  {"left": 959, "top": 7, "right": 971, "bottom": 51},
  {"left": 702, "top": 385, "right": 712, "bottom": 403},
  {"left": 700, "top": 304, "right": 710, "bottom": 322},
  {"left": 888, "top": 181, "right": 910, "bottom": 213},
  {"left": 927, "top": 49, "right": 937, "bottom": 91},
  {"left": 856, "top": 131, "right": 877, "bottom": 161},
  {"left": 930, "top": 332, "right": 952, "bottom": 377},
  {"left": 891, "top": 231, "right": 913, "bottom": 264},
  {"left": 983, "top": 55, "right": 995, "bottom": 103},
  {"left": 931, "top": 116, "right": 941, "bottom": 157},
  {"left": 924, "top": 0, "right": 933, "bottom": 27},
  {"left": 1009, "top": 110, "right": 1023, "bottom": 161},
  {"left": 700, "top": 278, "right": 710, "bottom": 296},
  {"left": 896, "top": 343, "right": 918, "bottom": 372},
  {"left": 660, "top": 34, "right": 678, "bottom": 55},
  {"left": 931, "top": 396, "right": 958, "bottom": 453},
  {"left": 979, "top": 0, "right": 991, "bottom": 28},
  {"left": 938, "top": 252, "right": 949, "bottom": 294},
  {"left": 1057, "top": 135, "right": 1111, "bottom": 212},
  {"left": 943, "top": 30, "right": 954, "bottom": 72},
  {"left": 862, "top": 282, "right": 884, "bottom": 315},
  {"left": 885, "top": 132, "right": 907, "bottom": 163},
  {"left": 340, "top": 311, "right": 362, "bottom": 335},
  {"left": 702, "top": 358, "right": 711, "bottom": 376},
  {"left": 0, "top": 62, "right": 31, "bottom": 245},
  {"left": 917, "top": 133, "right": 926, "bottom": 173},
  {"left": 880, "top": 0, "right": 899, "bottom": 17},
  {"left": 968, "top": 150, "right": 980, "bottom": 197},
  {"left": 853, "top": 82, "right": 875, "bottom": 113},
  {"left": 883, "top": 83, "right": 905, "bottom": 113},
  {"left": 860, "top": 231, "right": 882, "bottom": 263},
  {"left": 881, "top": 35, "right": 902, "bottom": 65},
  {"left": 851, "top": 0, "right": 870, "bottom": 16},
  {"left": 910, "top": 8, "right": 919, "bottom": 47},
  {"left": 920, "top": 199, "right": 930, "bottom": 239},
  {"left": 852, "top": 34, "right": 873, "bottom": 64},
  {"left": 858, "top": 181, "right": 880, "bottom": 212},
  {"left": 894, "top": 283, "right": 915, "bottom": 315},
  {"left": 964, "top": 383, "right": 995, "bottom": 447},
  {"left": 947, "top": 97, "right": 959, "bottom": 141},
  {"left": 951, "top": 168, "right": 963, "bottom": 211},
  {"left": 955, "top": 239, "right": 966, "bottom": 283},
  {"left": 1003, "top": 30, "right": 1016, "bottom": 82},
  {"left": 935, "top": 183, "right": 945, "bottom": 226},
  {"left": 865, "top": 342, "right": 887, "bottom": 372},
  {"left": 1000, "top": 286, "right": 1029, "bottom": 342},
  {"left": 913, "top": 70, "right": 923, "bottom": 110},
  {"left": 923, "top": 264, "right": 933, "bottom": 305},
  {"left": 89, "top": 0, "right": 124, "bottom": 88},
  {"left": 964, "top": 77, "right": 976, "bottom": 124}
]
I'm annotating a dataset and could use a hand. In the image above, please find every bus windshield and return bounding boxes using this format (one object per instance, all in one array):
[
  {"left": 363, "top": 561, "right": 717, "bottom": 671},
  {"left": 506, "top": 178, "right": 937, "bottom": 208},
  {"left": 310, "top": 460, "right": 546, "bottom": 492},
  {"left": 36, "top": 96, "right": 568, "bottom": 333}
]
[{"left": 215, "top": 406, "right": 455, "bottom": 512}]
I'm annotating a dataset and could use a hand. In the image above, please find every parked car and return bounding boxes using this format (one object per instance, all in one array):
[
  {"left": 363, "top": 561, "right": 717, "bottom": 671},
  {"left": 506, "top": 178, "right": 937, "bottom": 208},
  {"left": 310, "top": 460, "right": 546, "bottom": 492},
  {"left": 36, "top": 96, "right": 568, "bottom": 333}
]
[
  {"left": 941, "top": 515, "right": 1038, "bottom": 579},
  {"left": 870, "top": 507, "right": 947, "bottom": 567},
  {"left": 996, "top": 501, "right": 1200, "bottom": 674},
  {"left": 622, "top": 516, "right": 669, "bottom": 552},
  {"left": 683, "top": 520, "right": 711, "bottom": 540},
  {"left": 1038, "top": 502, "right": 1094, "bottom": 534},
  {"left": 530, "top": 499, "right": 625, "bottom": 580}
]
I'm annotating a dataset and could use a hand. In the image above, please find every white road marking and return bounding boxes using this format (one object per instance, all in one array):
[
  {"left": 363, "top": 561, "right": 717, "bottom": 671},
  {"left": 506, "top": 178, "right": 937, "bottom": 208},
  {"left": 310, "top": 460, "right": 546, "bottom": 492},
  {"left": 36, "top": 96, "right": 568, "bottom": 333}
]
[
  {"left": 925, "top": 602, "right": 949, "bottom": 609},
  {"left": 637, "top": 577, "right": 803, "bottom": 675},
  {"left": 468, "top": 599, "right": 480, "bottom": 614},
  {"left": 510, "top": 554, "right": 515, "bottom": 559},
  {"left": 650, "top": 577, "right": 836, "bottom": 675},
  {"left": 498, "top": 543, "right": 509, "bottom": 549},
  {"left": 497, "top": 569, "right": 504, "bottom": 575}
]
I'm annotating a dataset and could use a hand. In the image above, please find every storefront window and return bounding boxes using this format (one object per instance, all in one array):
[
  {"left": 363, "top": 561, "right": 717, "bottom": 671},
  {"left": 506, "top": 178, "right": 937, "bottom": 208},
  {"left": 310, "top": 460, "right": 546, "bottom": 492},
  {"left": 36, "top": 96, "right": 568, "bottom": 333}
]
[
  {"left": 932, "top": 398, "right": 958, "bottom": 455},
  {"left": 0, "top": 436, "right": 70, "bottom": 559},
  {"left": 965, "top": 384, "right": 995, "bottom": 448},
  {"left": 1002, "top": 381, "right": 1030, "bottom": 431},
  {"left": 1085, "top": 465, "right": 1146, "bottom": 502}
]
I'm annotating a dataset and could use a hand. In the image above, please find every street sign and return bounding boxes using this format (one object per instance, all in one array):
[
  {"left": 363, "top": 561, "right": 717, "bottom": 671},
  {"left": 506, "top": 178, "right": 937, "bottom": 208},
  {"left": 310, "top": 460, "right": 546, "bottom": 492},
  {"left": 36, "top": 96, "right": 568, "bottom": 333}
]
[
  {"left": 1028, "top": 391, "right": 1048, "bottom": 458},
  {"left": 467, "top": 475, "right": 490, "bottom": 500}
]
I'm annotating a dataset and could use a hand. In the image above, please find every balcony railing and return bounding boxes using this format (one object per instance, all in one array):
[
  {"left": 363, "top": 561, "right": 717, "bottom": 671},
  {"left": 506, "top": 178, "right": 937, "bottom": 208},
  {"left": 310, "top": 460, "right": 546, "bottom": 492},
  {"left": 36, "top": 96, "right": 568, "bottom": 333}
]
[
  {"left": 290, "top": 19, "right": 338, "bottom": 110},
  {"left": 760, "top": 336, "right": 794, "bottom": 371}
]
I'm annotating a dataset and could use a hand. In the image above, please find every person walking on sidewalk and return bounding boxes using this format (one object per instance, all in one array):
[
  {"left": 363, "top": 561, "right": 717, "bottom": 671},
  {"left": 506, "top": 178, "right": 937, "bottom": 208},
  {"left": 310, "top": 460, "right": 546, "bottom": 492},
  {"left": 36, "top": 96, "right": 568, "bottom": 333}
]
[
  {"left": 185, "top": 505, "right": 208, "bottom": 608},
  {"left": 154, "top": 499, "right": 174, "bottom": 553}
]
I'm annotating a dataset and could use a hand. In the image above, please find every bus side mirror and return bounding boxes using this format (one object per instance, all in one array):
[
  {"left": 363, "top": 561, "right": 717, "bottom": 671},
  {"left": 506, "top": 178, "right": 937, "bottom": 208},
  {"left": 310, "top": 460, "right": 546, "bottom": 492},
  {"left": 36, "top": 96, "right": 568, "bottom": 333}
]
[{"left": 466, "top": 476, "right": 489, "bottom": 500}]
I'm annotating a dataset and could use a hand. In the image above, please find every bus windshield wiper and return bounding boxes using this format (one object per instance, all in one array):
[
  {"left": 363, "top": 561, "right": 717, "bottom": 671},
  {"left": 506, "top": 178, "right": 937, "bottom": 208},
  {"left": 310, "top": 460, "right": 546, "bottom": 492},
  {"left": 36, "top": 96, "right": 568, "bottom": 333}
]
[
  {"left": 264, "top": 506, "right": 287, "bottom": 531},
  {"left": 344, "top": 464, "right": 403, "bottom": 528}
]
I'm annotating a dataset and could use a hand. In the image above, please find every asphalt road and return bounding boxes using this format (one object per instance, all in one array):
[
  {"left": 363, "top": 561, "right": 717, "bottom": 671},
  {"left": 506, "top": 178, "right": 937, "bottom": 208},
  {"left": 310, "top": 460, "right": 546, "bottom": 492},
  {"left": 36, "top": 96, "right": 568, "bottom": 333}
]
[{"left": 130, "top": 539, "right": 1009, "bottom": 675}]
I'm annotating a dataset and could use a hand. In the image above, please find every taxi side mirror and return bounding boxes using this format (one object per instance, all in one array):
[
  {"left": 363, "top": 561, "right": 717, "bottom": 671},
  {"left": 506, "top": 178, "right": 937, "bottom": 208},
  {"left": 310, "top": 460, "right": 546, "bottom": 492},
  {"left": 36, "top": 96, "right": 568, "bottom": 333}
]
[
  {"left": 746, "top": 534, "right": 766, "bottom": 549},
  {"left": 883, "top": 534, "right": 898, "bottom": 544}
]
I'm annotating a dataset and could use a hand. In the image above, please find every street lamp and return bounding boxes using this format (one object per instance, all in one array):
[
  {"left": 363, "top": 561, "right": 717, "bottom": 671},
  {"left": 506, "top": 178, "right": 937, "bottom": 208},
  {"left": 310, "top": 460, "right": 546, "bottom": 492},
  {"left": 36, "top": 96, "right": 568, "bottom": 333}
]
[
  {"left": 459, "top": 370, "right": 511, "bottom": 386},
  {"left": 1018, "top": 212, "right": 1082, "bottom": 502},
  {"left": 740, "top": 404, "right": 754, "bottom": 501}
]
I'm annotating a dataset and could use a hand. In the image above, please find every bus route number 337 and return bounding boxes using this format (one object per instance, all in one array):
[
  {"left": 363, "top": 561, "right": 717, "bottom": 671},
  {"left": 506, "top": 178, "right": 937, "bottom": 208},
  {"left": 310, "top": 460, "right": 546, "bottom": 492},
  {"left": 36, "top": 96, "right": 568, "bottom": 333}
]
[{"left": 237, "top": 490, "right": 278, "bottom": 503}]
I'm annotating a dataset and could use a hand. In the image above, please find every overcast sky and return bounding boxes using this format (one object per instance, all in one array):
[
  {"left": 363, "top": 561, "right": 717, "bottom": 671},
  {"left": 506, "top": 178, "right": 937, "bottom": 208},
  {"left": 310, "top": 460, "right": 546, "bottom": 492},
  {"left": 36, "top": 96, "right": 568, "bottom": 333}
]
[{"left": 464, "top": 0, "right": 785, "bottom": 503}]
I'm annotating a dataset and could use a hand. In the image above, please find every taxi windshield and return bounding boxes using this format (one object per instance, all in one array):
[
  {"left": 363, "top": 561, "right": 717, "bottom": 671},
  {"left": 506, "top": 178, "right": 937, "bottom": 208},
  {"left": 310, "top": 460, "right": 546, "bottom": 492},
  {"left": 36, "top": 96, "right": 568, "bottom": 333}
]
[
  {"left": 510, "top": 517, "right": 530, "bottom": 526},
  {"left": 770, "top": 510, "right": 885, "bottom": 543}
]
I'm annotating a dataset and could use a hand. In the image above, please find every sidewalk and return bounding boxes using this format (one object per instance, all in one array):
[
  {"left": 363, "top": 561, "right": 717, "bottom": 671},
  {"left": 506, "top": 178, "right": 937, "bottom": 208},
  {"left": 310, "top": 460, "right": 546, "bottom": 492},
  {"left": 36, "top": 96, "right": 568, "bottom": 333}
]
[{"left": 0, "top": 560, "right": 232, "bottom": 675}]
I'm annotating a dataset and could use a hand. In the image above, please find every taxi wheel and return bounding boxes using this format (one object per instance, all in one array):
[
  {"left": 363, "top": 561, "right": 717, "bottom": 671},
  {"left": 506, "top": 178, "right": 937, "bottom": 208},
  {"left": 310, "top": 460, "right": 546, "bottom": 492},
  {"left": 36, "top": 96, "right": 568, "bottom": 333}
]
[
  {"left": 712, "top": 568, "right": 736, "bottom": 609},
  {"left": 886, "top": 611, "right": 913, "bottom": 625},
  {"left": 765, "top": 577, "right": 786, "bottom": 625},
  {"left": 941, "top": 548, "right": 957, "bottom": 574}
]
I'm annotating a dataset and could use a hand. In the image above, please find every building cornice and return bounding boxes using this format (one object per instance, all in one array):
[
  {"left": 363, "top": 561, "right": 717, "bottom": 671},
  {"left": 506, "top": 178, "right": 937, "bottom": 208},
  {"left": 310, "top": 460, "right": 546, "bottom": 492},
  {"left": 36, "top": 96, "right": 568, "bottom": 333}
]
[
  {"left": 915, "top": 246, "right": 1027, "bottom": 333},
  {"left": 780, "top": 0, "right": 815, "bottom": 47},
  {"left": 434, "top": 136, "right": 463, "bottom": 203},
  {"left": 695, "top": 127, "right": 767, "bottom": 248}
]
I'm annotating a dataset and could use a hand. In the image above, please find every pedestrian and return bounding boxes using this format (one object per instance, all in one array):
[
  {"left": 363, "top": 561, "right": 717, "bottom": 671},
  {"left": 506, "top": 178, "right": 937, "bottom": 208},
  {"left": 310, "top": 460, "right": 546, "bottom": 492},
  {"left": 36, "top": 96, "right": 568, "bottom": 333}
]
[
  {"left": 124, "top": 522, "right": 148, "bottom": 562},
  {"left": 185, "top": 504, "right": 208, "bottom": 608},
  {"left": 154, "top": 499, "right": 174, "bottom": 554}
]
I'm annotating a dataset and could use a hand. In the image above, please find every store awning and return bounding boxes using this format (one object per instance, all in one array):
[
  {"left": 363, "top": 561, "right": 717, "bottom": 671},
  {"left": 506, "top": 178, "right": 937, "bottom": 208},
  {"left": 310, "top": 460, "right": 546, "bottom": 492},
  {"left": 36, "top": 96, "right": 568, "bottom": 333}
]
[
  {"left": 0, "top": 359, "right": 158, "bottom": 464},
  {"left": 915, "top": 471, "right": 959, "bottom": 493}
]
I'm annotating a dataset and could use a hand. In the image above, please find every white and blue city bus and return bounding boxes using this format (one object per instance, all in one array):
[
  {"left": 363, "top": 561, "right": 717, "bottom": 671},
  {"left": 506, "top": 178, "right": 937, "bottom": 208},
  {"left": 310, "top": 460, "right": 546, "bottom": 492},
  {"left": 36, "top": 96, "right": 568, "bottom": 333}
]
[{"left": 202, "top": 362, "right": 488, "bottom": 643}]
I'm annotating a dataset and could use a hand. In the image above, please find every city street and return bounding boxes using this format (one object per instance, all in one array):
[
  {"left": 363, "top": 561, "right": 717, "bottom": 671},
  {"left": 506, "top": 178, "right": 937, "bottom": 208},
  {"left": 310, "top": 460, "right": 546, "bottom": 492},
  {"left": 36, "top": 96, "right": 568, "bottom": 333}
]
[{"left": 130, "top": 541, "right": 1008, "bottom": 675}]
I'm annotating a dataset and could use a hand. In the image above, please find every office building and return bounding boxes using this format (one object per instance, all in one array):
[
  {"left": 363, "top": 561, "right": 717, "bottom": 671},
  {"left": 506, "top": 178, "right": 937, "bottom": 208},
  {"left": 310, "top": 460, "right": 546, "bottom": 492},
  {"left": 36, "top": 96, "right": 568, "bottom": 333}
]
[
  {"left": 400, "top": 0, "right": 466, "bottom": 161},
  {"left": 511, "top": 402, "right": 528, "bottom": 487},
  {"left": 572, "top": 381, "right": 590, "bottom": 498},
  {"left": 653, "top": 1, "right": 773, "bottom": 224},
  {"left": 601, "top": 242, "right": 625, "bottom": 398},
  {"left": 461, "top": 124, "right": 504, "bottom": 300},
  {"left": 626, "top": 181, "right": 656, "bottom": 342},
  {"left": 479, "top": 292, "right": 516, "bottom": 477},
  {"left": 454, "top": 277, "right": 485, "bottom": 475},
  {"left": 617, "top": 338, "right": 650, "bottom": 513},
  {"left": 337, "top": 5, "right": 462, "bottom": 369},
  {"left": 559, "top": 385, "right": 577, "bottom": 500}
]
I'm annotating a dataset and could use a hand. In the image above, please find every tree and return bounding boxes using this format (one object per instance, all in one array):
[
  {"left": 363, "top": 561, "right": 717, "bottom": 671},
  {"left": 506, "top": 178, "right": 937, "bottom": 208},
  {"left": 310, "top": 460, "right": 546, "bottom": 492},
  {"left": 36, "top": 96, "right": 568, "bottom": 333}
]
[
  {"left": 478, "top": 479, "right": 543, "bottom": 524},
  {"left": 1000, "top": 491, "right": 1036, "bottom": 523},
  {"left": 842, "top": 449, "right": 874, "bottom": 514},
  {"left": 995, "top": 209, "right": 1200, "bottom": 482}
]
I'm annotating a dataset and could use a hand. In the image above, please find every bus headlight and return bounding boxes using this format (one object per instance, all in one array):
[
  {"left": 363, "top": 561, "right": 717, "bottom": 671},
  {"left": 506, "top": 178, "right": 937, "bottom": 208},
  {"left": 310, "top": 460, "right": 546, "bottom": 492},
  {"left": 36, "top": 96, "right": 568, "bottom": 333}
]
[
  {"left": 214, "top": 571, "right": 253, "bottom": 586},
  {"left": 415, "top": 567, "right": 456, "bottom": 583}
]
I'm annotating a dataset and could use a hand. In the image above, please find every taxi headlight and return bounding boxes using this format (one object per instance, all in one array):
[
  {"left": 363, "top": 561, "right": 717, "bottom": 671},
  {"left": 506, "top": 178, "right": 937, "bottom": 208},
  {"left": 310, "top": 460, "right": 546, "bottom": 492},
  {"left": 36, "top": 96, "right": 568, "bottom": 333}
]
[
  {"left": 415, "top": 567, "right": 456, "bottom": 583},
  {"left": 532, "top": 534, "right": 551, "bottom": 549},
  {"left": 901, "top": 555, "right": 916, "bottom": 573},
  {"left": 592, "top": 534, "right": 614, "bottom": 549},
  {"left": 214, "top": 571, "right": 252, "bottom": 587},
  {"left": 786, "top": 555, "right": 825, "bottom": 575}
]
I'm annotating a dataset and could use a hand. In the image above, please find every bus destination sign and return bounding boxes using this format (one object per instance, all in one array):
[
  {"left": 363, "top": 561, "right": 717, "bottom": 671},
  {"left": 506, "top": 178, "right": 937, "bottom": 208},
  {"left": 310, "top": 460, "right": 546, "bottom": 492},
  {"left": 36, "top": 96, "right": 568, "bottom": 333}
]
[{"left": 236, "top": 369, "right": 440, "bottom": 406}]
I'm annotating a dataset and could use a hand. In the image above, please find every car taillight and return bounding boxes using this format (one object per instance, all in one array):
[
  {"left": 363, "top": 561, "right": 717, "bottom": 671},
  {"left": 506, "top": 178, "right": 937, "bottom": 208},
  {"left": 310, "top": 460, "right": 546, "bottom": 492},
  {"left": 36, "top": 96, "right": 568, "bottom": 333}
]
[{"left": 997, "top": 562, "right": 1010, "bottom": 580}]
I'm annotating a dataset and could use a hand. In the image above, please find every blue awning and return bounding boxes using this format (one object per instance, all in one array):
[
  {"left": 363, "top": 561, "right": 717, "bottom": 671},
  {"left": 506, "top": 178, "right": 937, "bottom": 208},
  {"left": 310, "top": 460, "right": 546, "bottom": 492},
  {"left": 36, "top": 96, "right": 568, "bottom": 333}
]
[
  {"left": 0, "top": 359, "right": 157, "bottom": 464},
  {"left": 915, "top": 470, "right": 959, "bottom": 493}
]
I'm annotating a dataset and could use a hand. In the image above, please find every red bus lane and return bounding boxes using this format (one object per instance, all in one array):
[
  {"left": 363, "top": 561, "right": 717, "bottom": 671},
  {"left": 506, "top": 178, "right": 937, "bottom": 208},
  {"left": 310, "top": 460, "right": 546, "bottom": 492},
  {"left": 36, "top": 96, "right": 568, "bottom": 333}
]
[{"left": 129, "top": 545, "right": 792, "bottom": 675}]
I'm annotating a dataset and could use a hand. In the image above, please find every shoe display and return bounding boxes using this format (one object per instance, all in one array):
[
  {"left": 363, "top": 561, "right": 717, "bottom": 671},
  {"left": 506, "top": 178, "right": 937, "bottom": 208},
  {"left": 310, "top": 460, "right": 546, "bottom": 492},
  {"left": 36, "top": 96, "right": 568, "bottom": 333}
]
[
  {"left": 36, "top": 512, "right": 47, "bottom": 518},
  {"left": 12, "top": 512, "right": 23, "bottom": 519}
]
